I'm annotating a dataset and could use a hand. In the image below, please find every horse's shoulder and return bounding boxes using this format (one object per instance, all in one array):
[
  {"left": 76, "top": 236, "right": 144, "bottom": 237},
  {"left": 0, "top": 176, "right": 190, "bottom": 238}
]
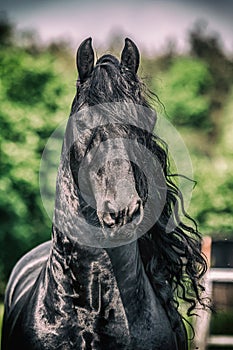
[{"left": 4, "top": 241, "right": 51, "bottom": 313}]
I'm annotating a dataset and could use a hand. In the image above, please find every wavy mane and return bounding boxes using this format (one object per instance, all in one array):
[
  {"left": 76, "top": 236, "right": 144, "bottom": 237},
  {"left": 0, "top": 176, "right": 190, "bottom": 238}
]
[{"left": 71, "top": 51, "right": 208, "bottom": 333}]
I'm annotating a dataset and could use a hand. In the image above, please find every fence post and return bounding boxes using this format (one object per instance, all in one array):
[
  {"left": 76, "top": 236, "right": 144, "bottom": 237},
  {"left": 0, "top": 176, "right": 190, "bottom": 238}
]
[{"left": 192, "top": 236, "right": 212, "bottom": 350}]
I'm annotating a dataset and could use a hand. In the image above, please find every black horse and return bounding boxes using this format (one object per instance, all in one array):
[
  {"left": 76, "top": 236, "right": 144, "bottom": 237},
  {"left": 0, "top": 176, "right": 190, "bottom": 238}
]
[{"left": 2, "top": 38, "right": 207, "bottom": 350}]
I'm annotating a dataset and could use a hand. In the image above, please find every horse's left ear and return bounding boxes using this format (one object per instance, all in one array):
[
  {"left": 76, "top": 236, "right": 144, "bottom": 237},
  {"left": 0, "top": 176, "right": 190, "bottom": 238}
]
[
  {"left": 76, "top": 37, "right": 94, "bottom": 83},
  {"left": 120, "top": 38, "right": 140, "bottom": 74}
]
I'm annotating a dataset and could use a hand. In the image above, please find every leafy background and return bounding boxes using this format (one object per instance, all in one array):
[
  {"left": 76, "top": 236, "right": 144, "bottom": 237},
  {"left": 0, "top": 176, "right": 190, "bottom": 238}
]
[{"left": 0, "top": 16, "right": 233, "bottom": 301}]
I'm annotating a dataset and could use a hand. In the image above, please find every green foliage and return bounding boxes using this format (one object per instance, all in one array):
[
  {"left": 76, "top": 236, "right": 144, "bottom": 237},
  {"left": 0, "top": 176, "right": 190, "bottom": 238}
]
[
  {"left": 189, "top": 156, "right": 233, "bottom": 236},
  {"left": 0, "top": 40, "right": 74, "bottom": 296},
  {"left": 152, "top": 57, "right": 213, "bottom": 128},
  {"left": 188, "top": 20, "right": 233, "bottom": 143},
  {"left": 187, "top": 89, "right": 233, "bottom": 238},
  {"left": 147, "top": 24, "right": 233, "bottom": 239}
]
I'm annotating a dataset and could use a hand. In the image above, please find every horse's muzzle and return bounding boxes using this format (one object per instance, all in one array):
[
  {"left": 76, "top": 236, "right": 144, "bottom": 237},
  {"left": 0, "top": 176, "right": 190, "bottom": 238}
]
[{"left": 97, "top": 195, "right": 143, "bottom": 229}]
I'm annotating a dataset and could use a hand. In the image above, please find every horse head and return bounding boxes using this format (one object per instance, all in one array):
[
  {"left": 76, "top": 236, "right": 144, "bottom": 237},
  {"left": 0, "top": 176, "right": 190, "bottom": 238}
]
[{"left": 60, "top": 38, "right": 158, "bottom": 245}]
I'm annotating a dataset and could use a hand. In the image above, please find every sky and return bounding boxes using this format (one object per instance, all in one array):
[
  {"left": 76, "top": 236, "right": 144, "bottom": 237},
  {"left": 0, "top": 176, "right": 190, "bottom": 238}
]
[{"left": 0, "top": 0, "right": 232, "bottom": 55}]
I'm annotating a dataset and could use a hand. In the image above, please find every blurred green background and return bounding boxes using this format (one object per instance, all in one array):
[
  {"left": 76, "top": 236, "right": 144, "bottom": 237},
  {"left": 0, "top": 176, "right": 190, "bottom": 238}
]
[{"left": 0, "top": 14, "right": 233, "bottom": 346}]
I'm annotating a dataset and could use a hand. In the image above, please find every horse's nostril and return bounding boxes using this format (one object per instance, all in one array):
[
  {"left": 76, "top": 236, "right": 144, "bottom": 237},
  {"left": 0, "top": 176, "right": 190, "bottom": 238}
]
[
  {"left": 104, "top": 200, "right": 116, "bottom": 213},
  {"left": 103, "top": 213, "right": 116, "bottom": 227},
  {"left": 128, "top": 198, "right": 141, "bottom": 217},
  {"left": 127, "top": 198, "right": 143, "bottom": 225}
]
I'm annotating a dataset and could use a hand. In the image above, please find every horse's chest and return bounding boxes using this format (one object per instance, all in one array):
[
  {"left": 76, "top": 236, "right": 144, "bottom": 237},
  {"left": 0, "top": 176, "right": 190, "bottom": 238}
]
[
  {"left": 122, "top": 285, "right": 177, "bottom": 349},
  {"left": 13, "top": 258, "right": 177, "bottom": 350},
  {"left": 70, "top": 268, "right": 177, "bottom": 349},
  {"left": 15, "top": 280, "right": 177, "bottom": 350}
]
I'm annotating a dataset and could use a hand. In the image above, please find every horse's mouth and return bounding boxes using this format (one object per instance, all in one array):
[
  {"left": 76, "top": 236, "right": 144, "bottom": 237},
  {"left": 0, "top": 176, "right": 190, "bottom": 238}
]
[{"left": 97, "top": 199, "right": 144, "bottom": 240}]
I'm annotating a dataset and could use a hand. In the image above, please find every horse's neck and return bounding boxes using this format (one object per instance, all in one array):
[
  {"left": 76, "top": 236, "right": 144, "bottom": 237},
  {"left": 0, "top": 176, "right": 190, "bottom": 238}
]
[
  {"left": 49, "top": 230, "right": 111, "bottom": 291},
  {"left": 48, "top": 230, "right": 145, "bottom": 305},
  {"left": 106, "top": 242, "right": 146, "bottom": 302}
]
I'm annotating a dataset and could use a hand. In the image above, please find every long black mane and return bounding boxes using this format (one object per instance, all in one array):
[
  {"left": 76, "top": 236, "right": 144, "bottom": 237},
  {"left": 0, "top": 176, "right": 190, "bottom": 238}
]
[
  {"left": 72, "top": 54, "right": 149, "bottom": 111},
  {"left": 71, "top": 40, "right": 208, "bottom": 333}
]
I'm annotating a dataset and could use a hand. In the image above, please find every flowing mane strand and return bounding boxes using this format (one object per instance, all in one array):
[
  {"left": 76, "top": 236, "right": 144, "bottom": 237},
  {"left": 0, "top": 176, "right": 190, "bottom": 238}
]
[{"left": 71, "top": 48, "right": 208, "bottom": 333}]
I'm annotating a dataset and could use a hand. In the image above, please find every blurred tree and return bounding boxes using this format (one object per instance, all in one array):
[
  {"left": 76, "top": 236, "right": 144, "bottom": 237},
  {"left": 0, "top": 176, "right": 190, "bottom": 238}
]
[
  {"left": 189, "top": 20, "right": 233, "bottom": 93},
  {"left": 145, "top": 22, "right": 233, "bottom": 239},
  {"left": 0, "top": 21, "right": 73, "bottom": 297},
  {"left": 188, "top": 87, "right": 233, "bottom": 237},
  {"left": 152, "top": 56, "right": 213, "bottom": 128},
  {"left": 0, "top": 13, "right": 14, "bottom": 47},
  {"left": 189, "top": 20, "right": 233, "bottom": 141}
]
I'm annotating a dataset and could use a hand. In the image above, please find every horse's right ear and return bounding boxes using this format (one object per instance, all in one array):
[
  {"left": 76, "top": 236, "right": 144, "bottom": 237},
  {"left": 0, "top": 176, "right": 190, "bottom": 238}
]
[{"left": 76, "top": 37, "right": 94, "bottom": 83}]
